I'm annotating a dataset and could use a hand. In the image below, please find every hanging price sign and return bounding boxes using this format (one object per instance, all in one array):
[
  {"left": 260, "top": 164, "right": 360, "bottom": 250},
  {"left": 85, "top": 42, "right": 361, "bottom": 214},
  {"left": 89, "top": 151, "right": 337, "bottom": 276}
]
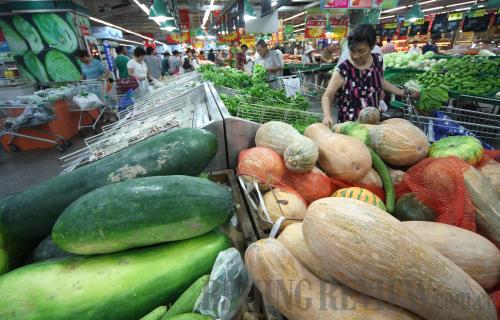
[{"left": 448, "top": 12, "right": 463, "bottom": 21}]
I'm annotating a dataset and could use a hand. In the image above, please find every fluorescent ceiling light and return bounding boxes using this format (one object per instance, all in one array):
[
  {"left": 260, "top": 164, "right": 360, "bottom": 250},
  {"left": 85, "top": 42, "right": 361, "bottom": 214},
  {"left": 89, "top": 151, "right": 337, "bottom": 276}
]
[
  {"left": 419, "top": 0, "right": 438, "bottom": 4},
  {"left": 382, "top": 5, "right": 408, "bottom": 13},
  {"left": 132, "top": 0, "right": 150, "bottom": 14},
  {"left": 283, "top": 11, "right": 306, "bottom": 22},
  {"left": 202, "top": 0, "right": 215, "bottom": 29},
  {"left": 380, "top": 15, "right": 396, "bottom": 19},
  {"left": 293, "top": 28, "right": 305, "bottom": 32},
  {"left": 155, "top": 40, "right": 167, "bottom": 46},
  {"left": 446, "top": 1, "right": 477, "bottom": 7},
  {"left": 119, "top": 38, "right": 143, "bottom": 45},
  {"left": 89, "top": 16, "right": 154, "bottom": 41},
  {"left": 422, "top": 6, "right": 444, "bottom": 12},
  {"left": 272, "top": 0, "right": 278, "bottom": 6},
  {"left": 293, "top": 22, "right": 305, "bottom": 28}
]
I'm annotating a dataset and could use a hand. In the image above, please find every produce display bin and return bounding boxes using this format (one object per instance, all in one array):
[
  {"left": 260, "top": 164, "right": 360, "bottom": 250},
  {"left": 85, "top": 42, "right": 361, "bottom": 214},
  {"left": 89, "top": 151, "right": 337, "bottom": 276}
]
[
  {"left": 60, "top": 79, "right": 229, "bottom": 173},
  {"left": 208, "top": 170, "right": 282, "bottom": 320}
]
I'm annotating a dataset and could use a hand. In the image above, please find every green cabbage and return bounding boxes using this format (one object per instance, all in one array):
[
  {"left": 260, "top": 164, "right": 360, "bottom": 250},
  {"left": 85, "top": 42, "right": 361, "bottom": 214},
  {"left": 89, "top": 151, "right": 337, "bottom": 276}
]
[
  {"left": 0, "top": 20, "right": 28, "bottom": 56},
  {"left": 32, "top": 13, "right": 77, "bottom": 54},
  {"left": 17, "top": 64, "right": 37, "bottom": 82},
  {"left": 12, "top": 16, "right": 44, "bottom": 54},
  {"left": 45, "top": 49, "right": 81, "bottom": 81},
  {"left": 24, "top": 52, "right": 50, "bottom": 82}
]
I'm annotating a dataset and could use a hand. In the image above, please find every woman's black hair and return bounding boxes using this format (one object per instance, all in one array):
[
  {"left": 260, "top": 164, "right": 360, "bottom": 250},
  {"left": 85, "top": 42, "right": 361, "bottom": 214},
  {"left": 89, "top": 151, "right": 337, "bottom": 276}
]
[
  {"left": 146, "top": 46, "right": 154, "bottom": 55},
  {"left": 163, "top": 52, "right": 170, "bottom": 57},
  {"left": 172, "top": 50, "right": 179, "bottom": 55},
  {"left": 134, "top": 47, "right": 146, "bottom": 57},
  {"left": 116, "top": 46, "right": 125, "bottom": 54},
  {"left": 347, "top": 24, "right": 377, "bottom": 49},
  {"left": 241, "top": 44, "right": 248, "bottom": 50},
  {"left": 75, "top": 49, "right": 90, "bottom": 58}
]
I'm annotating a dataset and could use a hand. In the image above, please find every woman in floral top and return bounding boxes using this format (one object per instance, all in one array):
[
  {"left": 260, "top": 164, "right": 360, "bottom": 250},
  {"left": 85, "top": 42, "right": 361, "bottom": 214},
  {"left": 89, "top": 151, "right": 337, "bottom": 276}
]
[{"left": 321, "top": 24, "right": 412, "bottom": 126}]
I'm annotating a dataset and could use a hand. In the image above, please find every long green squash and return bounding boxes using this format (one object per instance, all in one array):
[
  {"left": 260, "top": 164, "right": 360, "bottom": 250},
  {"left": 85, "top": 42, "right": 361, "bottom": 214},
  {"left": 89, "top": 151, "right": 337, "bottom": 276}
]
[
  {"left": 0, "top": 232, "right": 230, "bottom": 320},
  {"left": 0, "top": 128, "right": 218, "bottom": 241},
  {"left": 53, "top": 176, "right": 234, "bottom": 254}
]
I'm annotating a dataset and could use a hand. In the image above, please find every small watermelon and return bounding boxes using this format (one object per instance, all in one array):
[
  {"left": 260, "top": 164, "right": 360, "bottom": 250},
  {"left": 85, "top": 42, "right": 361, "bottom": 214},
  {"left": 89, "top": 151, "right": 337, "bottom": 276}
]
[{"left": 332, "top": 187, "right": 386, "bottom": 211}]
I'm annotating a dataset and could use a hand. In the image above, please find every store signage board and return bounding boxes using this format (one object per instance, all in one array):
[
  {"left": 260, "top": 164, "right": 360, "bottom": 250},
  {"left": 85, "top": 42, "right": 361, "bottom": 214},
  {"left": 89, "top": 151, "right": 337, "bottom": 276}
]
[
  {"left": 285, "top": 24, "right": 294, "bottom": 34},
  {"left": 102, "top": 40, "right": 113, "bottom": 72},
  {"left": 431, "top": 13, "right": 447, "bottom": 34},
  {"left": 471, "top": 9, "right": 486, "bottom": 18},
  {"left": 305, "top": 20, "right": 326, "bottom": 38},
  {"left": 92, "top": 27, "right": 123, "bottom": 40},
  {"left": 321, "top": 0, "right": 349, "bottom": 9},
  {"left": 384, "top": 22, "right": 397, "bottom": 29},
  {"left": 412, "top": 18, "right": 425, "bottom": 25},
  {"left": 332, "top": 25, "right": 347, "bottom": 38},
  {"left": 448, "top": 12, "right": 463, "bottom": 21},
  {"left": 349, "top": 0, "right": 372, "bottom": 8},
  {"left": 240, "top": 34, "right": 256, "bottom": 47}
]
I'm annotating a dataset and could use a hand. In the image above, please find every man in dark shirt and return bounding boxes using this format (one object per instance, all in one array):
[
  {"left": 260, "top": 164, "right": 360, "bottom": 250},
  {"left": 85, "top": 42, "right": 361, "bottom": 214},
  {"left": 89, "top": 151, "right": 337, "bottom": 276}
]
[{"left": 422, "top": 39, "right": 438, "bottom": 54}]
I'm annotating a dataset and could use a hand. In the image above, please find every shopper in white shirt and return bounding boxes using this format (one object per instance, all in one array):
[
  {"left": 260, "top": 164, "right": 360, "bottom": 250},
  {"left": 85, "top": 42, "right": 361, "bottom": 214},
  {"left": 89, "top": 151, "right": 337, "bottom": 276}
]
[
  {"left": 127, "top": 47, "right": 154, "bottom": 97},
  {"left": 408, "top": 40, "right": 421, "bottom": 54},
  {"left": 301, "top": 48, "right": 315, "bottom": 65},
  {"left": 255, "top": 39, "right": 283, "bottom": 89}
]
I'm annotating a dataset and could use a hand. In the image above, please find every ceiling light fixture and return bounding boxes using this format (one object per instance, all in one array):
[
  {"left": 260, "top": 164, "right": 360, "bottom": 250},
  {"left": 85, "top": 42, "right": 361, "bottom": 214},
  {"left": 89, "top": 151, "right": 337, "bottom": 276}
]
[
  {"left": 380, "top": 15, "right": 396, "bottom": 19},
  {"left": 89, "top": 16, "right": 154, "bottom": 41},
  {"left": 446, "top": 1, "right": 477, "bottom": 7},
  {"left": 132, "top": 0, "right": 150, "bottom": 14},
  {"left": 155, "top": 40, "right": 167, "bottom": 46},
  {"left": 293, "top": 27, "right": 305, "bottom": 32},
  {"left": 293, "top": 22, "right": 305, "bottom": 28},
  {"left": 244, "top": 0, "right": 257, "bottom": 21},
  {"left": 422, "top": 6, "right": 444, "bottom": 12},
  {"left": 160, "top": 20, "right": 178, "bottom": 31},
  {"left": 283, "top": 11, "right": 306, "bottom": 22},
  {"left": 149, "top": 0, "right": 174, "bottom": 23},
  {"left": 119, "top": 38, "right": 144, "bottom": 45},
  {"left": 405, "top": 2, "right": 424, "bottom": 22},
  {"left": 418, "top": 0, "right": 438, "bottom": 5},
  {"left": 381, "top": 5, "right": 408, "bottom": 13},
  {"left": 202, "top": 0, "right": 215, "bottom": 29}
]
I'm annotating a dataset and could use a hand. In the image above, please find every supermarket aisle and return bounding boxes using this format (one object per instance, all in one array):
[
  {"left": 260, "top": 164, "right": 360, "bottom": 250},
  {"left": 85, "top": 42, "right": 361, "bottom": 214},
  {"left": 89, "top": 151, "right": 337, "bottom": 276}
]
[{"left": 0, "top": 136, "right": 86, "bottom": 197}]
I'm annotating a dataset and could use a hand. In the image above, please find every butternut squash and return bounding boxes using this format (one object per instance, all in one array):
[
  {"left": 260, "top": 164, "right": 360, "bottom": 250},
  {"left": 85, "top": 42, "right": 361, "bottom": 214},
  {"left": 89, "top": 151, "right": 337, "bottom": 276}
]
[
  {"left": 403, "top": 221, "right": 500, "bottom": 289},
  {"left": 303, "top": 197, "right": 496, "bottom": 320},
  {"left": 463, "top": 166, "right": 500, "bottom": 244},
  {"left": 245, "top": 238, "right": 422, "bottom": 320},
  {"left": 359, "top": 168, "right": 383, "bottom": 188},
  {"left": 277, "top": 223, "right": 336, "bottom": 283},
  {"left": 304, "top": 123, "right": 372, "bottom": 182},
  {"left": 369, "top": 119, "right": 429, "bottom": 166}
]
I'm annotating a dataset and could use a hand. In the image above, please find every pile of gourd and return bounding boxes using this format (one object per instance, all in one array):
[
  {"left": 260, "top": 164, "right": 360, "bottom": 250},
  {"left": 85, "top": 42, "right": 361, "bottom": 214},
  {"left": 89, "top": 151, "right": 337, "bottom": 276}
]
[{"left": 238, "top": 107, "right": 500, "bottom": 320}]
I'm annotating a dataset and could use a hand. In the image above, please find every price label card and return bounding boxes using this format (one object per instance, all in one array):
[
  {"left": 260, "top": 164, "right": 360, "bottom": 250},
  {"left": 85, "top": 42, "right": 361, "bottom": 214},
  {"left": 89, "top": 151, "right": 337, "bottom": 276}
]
[
  {"left": 448, "top": 12, "right": 463, "bottom": 21},
  {"left": 384, "top": 23, "right": 397, "bottom": 29},
  {"left": 413, "top": 18, "right": 424, "bottom": 25},
  {"left": 403, "top": 21, "right": 410, "bottom": 27},
  {"left": 471, "top": 9, "right": 486, "bottom": 18}
]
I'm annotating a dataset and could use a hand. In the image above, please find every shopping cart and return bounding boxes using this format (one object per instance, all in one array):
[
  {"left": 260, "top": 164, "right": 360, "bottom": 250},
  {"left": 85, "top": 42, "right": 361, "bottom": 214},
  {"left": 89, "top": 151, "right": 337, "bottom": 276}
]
[
  {"left": 61, "top": 79, "right": 110, "bottom": 133},
  {"left": 0, "top": 100, "right": 69, "bottom": 152},
  {"left": 395, "top": 93, "right": 500, "bottom": 148},
  {"left": 276, "top": 73, "right": 326, "bottom": 105}
]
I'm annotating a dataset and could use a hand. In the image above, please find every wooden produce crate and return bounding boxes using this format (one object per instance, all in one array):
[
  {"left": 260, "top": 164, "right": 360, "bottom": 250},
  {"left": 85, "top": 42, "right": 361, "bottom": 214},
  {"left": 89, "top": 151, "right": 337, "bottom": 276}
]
[{"left": 208, "top": 170, "right": 283, "bottom": 320}]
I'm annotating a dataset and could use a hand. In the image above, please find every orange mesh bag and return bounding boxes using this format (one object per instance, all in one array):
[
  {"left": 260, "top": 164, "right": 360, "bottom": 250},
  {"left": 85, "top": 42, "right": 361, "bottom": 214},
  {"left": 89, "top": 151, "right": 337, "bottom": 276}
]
[
  {"left": 283, "top": 168, "right": 333, "bottom": 204},
  {"left": 490, "top": 290, "right": 500, "bottom": 317},
  {"left": 476, "top": 150, "right": 500, "bottom": 168},
  {"left": 403, "top": 157, "right": 476, "bottom": 231},
  {"left": 237, "top": 147, "right": 287, "bottom": 187}
]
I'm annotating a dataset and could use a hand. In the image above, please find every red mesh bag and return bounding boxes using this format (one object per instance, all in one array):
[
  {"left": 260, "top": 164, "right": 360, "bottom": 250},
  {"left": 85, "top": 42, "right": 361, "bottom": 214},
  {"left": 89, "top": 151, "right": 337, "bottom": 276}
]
[
  {"left": 237, "top": 148, "right": 333, "bottom": 204},
  {"left": 402, "top": 157, "right": 476, "bottom": 231},
  {"left": 283, "top": 168, "right": 333, "bottom": 204},
  {"left": 490, "top": 289, "right": 500, "bottom": 317},
  {"left": 476, "top": 150, "right": 500, "bottom": 168}
]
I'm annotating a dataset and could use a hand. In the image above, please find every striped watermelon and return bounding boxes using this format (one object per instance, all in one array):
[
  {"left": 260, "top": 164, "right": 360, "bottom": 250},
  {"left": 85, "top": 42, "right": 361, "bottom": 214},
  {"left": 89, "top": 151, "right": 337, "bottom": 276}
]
[{"left": 332, "top": 187, "right": 386, "bottom": 211}]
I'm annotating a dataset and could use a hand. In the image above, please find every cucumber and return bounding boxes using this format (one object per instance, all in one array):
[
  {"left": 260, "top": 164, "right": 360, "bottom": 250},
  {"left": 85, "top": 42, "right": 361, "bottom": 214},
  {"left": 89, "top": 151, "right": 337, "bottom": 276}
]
[
  {"left": 52, "top": 176, "right": 234, "bottom": 255},
  {"left": 140, "top": 306, "right": 168, "bottom": 320},
  {"left": 164, "top": 314, "right": 214, "bottom": 320},
  {"left": 33, "top": 236, "right": 73, "bottom": 262},
  {"left": 370, "top": 150, "right": 396, "bottom": 213},
  {"left": 0, "top": 128, "right": 218, "bottom": 241},
  {"left": 0, "top": 231, "right": 230, "bottom": 320},
  {"left": 165, "top": 275, "right": 210, "bottom": 318}
]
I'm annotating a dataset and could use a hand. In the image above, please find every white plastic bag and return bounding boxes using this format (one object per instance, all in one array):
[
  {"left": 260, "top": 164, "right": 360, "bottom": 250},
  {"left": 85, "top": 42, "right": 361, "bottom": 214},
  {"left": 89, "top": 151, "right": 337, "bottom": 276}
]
[
  {"left": 72, "top": 93, "right": 104, "bottom": 110},
  {"left": 379, "top": 100, "right": 388, "bottom": 112},
  {"left": 194, "top": 248, "right": 251, "bottom": 320}
]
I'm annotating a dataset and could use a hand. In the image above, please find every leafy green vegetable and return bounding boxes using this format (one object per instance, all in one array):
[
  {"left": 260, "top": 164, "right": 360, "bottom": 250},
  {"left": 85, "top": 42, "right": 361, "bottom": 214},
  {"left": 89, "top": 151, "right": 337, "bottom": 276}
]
[
  {"left": 45, "top": 49, "right": 81, "bottom": 81},
  {"left": 417, "top": 86, "right": 449, "bottom": 112},
  {"left": 12, "top": 16, "right": 44, "bottom": 54},
  {"left": 33, "top": 13, "right": 78, "bottom": 54},
  {"left": 24, "top": 52, "right": 50, "bottom": 82},
  {"left": 0, "top": 20, "right": 28, "bottom": 56}
]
